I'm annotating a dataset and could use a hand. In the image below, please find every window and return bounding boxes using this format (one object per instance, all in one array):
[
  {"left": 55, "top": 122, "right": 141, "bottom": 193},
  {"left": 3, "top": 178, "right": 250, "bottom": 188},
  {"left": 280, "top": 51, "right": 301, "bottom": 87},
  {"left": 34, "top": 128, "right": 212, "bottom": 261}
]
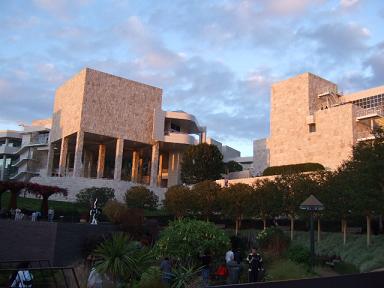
[
  {"left": 170, "top": 123, "right": 181, "bottom": 132},
  {"left": 309, "top": 123, "right": 316, "bottom": 133}
]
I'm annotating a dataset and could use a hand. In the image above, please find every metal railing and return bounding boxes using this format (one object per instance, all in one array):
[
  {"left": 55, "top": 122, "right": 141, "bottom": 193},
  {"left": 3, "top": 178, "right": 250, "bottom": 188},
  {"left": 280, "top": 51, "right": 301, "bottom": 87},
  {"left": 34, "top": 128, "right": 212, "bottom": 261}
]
[
  {"left": 0, "top": 267, "right": 80, "bottom": 288},
  {"left": 355, "top": 106, "right": 384, "bottom": 118}
]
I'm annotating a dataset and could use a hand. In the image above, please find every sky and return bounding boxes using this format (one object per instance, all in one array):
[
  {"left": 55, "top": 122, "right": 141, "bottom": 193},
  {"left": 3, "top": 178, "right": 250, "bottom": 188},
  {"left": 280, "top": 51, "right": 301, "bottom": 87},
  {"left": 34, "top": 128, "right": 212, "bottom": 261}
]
[{"left": 1, "top": 0, "right": 384, "bottom": 156}]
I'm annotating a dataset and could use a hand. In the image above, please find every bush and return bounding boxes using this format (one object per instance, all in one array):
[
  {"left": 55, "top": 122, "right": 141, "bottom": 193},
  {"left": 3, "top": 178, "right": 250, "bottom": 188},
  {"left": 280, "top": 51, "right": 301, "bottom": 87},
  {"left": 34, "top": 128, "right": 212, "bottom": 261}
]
[
  {"left": 256, "top": 227, "right": 290, "bottom": 256},
  {"left": 76, "top": 187, "right": 115, "bottom": 208},
  {"left": 266, "top": 259, "right": 311, "bottom": 281},
  {"left": 155, "top": 219, "right": 230, "bottom": 267},
  {"left": 103, "top": 200, "right": 128, "bottom": 224},
  {"left": 262, "top": 163, "right": 325, "bottom": 176},
  {"left": 132, "top": 266, "right": 166, "bottom": 288},
  {"left": 285, "top": 244, "right": 311, "bottom": 266},
  {"left": 125, "top": 186, "right": 158, "bottom": 210}
]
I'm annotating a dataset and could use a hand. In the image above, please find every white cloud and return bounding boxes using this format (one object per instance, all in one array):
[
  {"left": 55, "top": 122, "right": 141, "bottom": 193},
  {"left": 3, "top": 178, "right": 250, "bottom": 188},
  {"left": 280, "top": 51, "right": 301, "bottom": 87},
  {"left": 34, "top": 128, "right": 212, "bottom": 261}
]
[{"left": 340, "top": 0, "right": 359, "bottom": 8}]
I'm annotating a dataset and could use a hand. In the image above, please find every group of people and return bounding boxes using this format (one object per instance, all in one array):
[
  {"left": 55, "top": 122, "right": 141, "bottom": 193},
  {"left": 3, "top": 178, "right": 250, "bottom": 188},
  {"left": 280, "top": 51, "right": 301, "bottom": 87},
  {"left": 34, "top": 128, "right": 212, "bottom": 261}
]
[
  {"left": 159, "top": 247, "right": 264, "bottom": 287},
  {"left": 8, "top": 208, "right": 55, "bottom": 222},
  {"left": 223, "top": 247, "right": 264, "bottom": 284}
]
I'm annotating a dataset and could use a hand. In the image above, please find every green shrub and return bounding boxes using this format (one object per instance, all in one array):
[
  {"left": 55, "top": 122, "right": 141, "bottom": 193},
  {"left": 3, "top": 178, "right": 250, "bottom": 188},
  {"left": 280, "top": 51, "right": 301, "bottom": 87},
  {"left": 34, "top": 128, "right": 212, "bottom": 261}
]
[
  {"left": 125, "top": 186, "right": 158, "bottom": 210},
  {"left": 155, "top": 219, "right": 230, "bottom": 267},
  {"left": 76, "top": 187, "right": 115, "bottom": 208},
  {"left": 285, "top": 244, "right": 311, "bottom": 266},
  {"left": 266, "top": 259, "right": 311, "bottom": 281},
  {"left": 256, "top": 227, "right": 290, "bottom": 256},
  {"left": 103, "top": 200, "right": 128, "bottom": 224},
  {"left": 132, "top": 266, "right": 166, "bottom": 288},
  {"left": 292, "top": 231, "right": 384, "bottom": 272},
  {"left": 262, "top": 163, "right": 325, "bottom": 176}
]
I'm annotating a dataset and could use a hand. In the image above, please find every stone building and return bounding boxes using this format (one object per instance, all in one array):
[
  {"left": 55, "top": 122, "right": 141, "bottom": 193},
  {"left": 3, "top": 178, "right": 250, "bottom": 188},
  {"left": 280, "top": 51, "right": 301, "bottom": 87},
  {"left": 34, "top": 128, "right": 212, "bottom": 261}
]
[
  {"left": 253, "top": 72, "right": 384, "bottom": 175},
  {"left": 43, "top": 68, "right": 212, "bottom": 188}
]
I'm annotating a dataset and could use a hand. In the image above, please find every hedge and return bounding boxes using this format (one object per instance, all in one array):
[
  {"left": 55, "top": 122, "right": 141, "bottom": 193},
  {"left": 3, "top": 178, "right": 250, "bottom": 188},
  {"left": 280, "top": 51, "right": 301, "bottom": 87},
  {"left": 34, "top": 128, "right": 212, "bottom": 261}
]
[{"left": 262, "top": 163, "right": 325, "bottom": 176}]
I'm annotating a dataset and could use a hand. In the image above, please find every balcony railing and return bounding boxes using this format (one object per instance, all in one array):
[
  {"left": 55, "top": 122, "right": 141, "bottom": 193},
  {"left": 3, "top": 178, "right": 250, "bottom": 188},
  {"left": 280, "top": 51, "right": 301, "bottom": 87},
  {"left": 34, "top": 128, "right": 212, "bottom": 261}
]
[{"left": 355, "top": 106, "right": 384, "bottom": 118}]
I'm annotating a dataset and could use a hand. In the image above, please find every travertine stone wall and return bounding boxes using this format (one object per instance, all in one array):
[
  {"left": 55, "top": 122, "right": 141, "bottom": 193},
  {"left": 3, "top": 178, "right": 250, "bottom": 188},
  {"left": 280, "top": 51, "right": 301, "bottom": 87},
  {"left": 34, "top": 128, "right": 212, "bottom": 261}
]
[
  {"left": 30, "top": 176, "right": 166, "bottom": 202},
  {"left": 81, "top": 68, "right": 162, "bottom": 144},
  {"left": 50, "top": 69, "right": 87, "bottom": 142},
  {"left": 268, "top": 73, "right": 354, "bottom": 170},
  {"left": 341, "top": 85, "right": 384, "bottom": 102},
  {"left": 253, "top": 138, "right": 269, "bottom": 175}
]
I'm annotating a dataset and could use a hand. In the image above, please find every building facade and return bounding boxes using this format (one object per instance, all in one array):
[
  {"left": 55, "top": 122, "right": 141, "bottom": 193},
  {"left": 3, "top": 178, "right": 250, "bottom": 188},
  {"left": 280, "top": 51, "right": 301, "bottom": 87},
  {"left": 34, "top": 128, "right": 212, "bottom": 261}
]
[{"left": 253, "top": 72, "right": 384, "bottom": 175}]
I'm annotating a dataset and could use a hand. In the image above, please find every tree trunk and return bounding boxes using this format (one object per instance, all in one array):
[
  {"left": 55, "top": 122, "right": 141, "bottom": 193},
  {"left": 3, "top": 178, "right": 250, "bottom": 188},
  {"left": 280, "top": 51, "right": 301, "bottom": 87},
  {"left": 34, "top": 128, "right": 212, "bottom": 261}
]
[
  {"left": 342, "top": 219, "right": 347, "bottom": 245},
  {"left": 9, "top": 191, "right": 18, "bottom": 209},
  {"left": 317, "top": 218, "right": 321, "bottom": 243},
  {"left": 41, "top": 196, "right": 49, "bottom": 216},
  {"left": 379, "top": 215, "right": 383, "bottom": 234},
  {"left": 263, "top": 218, "right": 267, "bottom": 230},
  {"left": 235, "top": 218, "right": 239, "bottom": 236},
  {"left": 290, "top": 215, "right": 294, "bottom": 241},
  {"left": 366, "top": 215, "right": 371, "bottom": 247}
]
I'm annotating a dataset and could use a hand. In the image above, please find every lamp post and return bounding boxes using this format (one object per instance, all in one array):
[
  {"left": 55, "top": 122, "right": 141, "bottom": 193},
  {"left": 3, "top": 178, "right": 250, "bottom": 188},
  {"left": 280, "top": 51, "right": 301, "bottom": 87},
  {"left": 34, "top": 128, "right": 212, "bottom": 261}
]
[{"left": 300, "top": 194, "right": 324, "bottom": 271}]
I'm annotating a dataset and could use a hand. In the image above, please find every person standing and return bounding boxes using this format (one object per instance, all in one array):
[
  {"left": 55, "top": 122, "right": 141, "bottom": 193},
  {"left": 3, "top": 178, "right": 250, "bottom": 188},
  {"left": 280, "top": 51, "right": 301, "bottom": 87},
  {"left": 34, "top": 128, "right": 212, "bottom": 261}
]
[
  {"left": 247, "top": 248, "right": 263, "bottom": 282},
  {"left": 226, "top": 257, "right": 241, "bottom": 284},
  {"left": 10, "top": 262, "right": 33, "bottom": 288},
  {"left": 200, "top": 249, "right": 211, "bottom": 286},
  {"left": 160, "top": 257, "right": 172, "bottom": 286},
  {"left": 225, "top": 248, "right": 234, "bottom": 264}
]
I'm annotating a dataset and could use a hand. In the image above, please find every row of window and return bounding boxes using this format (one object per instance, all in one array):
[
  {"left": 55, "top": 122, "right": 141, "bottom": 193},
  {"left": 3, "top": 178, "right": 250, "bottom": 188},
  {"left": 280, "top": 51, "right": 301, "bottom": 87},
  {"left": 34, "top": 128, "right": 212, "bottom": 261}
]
[{"left": 352, "top": 93, "right": 384, "bottom": 109}]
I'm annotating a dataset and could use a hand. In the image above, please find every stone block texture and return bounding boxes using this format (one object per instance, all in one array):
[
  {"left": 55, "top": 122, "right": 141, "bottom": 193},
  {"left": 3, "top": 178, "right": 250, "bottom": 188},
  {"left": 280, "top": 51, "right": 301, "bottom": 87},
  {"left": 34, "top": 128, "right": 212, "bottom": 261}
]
[
  {"left": 268, "top": 73, "right": 356, "bottom": 170},
  {"left": 50, "top": 68, "right": 162, "bottom": 145}
]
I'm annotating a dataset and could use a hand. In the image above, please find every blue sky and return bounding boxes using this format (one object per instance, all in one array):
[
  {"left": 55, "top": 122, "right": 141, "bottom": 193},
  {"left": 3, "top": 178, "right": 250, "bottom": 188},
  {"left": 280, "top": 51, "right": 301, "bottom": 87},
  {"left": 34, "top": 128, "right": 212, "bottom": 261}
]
[{"left": 1, "top": 0, "right": 384, "bottom": 155}]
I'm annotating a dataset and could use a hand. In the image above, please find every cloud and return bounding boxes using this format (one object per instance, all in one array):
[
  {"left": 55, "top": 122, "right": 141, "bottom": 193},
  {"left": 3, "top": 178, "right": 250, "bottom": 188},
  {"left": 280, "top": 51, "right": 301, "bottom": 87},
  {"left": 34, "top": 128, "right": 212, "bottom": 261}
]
[
  {"left": 340, "top": 0, "right": 360, "bottom": 9},
  {"left": 33, "top": 0, "right": 90, "bottom": 19},
  {"left": 300, "top": 22, "right": 371, "bottom": 61}
]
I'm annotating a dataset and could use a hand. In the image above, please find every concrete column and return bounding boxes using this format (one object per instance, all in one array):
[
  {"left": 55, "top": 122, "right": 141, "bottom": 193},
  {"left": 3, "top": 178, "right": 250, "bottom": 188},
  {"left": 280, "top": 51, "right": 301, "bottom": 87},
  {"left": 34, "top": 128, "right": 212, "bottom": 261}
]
[
  {"left": 138, "top": 158, "right": 143, "bottom": 183},
  {"left": 58, "top": 137, "right": 69, "bottom": 176},
  {"left": 131, "top": 150, "right": 139, "bottom": 182},
  {"left": 1, "top": 155, "right": 6, "bottom": 180},
  {"left": 97, "top": 144, "right": 106, "bottom": 179},
  {"left": 114, "top": 138, "right": 124, "bottom": 180},
  {"left": 157, "top": 154, "right": 163, "bottom": 186},
  {"left": 200, "top": 128, "right": 207, "bottom": 144},
  {"left": 150, "top": 142, "right": 160, "bottom": 187},
  {"left": 73, "top": 130, "right": 84, "bottom": 177},
  {"left": 46, "top": 143, "right": 55, "bottom": 177}
]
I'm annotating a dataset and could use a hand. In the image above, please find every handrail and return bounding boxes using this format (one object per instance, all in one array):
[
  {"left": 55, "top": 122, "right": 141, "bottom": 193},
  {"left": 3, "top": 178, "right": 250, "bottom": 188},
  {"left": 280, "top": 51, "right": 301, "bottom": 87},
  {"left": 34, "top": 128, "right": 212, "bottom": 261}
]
[{"left": 0, "top": 267, "right": 79, "bottom": 288}]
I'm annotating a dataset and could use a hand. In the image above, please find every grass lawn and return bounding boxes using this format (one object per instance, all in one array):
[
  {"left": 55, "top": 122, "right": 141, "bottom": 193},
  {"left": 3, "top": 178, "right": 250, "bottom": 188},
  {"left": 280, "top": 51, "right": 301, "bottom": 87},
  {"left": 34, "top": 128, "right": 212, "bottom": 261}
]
[
  {"left": 1, "top": 192, "right": 87, "bottom": 220},
  {"left": 266, "top": 259, "right": 313, "bottom": 281}
]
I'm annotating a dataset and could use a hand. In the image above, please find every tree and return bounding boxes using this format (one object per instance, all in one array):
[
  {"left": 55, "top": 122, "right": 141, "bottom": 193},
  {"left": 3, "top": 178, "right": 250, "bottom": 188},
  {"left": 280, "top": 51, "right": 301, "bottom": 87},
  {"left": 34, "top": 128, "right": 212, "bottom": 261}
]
[
  {"left": 276, "top": 174, "right": 316, "bottom": 240},
  {"left": 76, "top": 187, "right": 115, "bottom": 208},
  {"left": 164, "top": 185, "right": 194, "bottom": 219},
  {"left": 6, "top": 181, "right": 26, "bottom": 209},
  {"left": 27, "top": 183, "right": 68, "bottom": 215},
  {"left": 340, "top": 130, "right": 384, "bottom": 246},
  {"left": 125, "top": 186, "right": 158, "bottom": 210},
  {"left": 190, "top": 180, "right": 220, "bottom": 221},
  {"left": 320, "top": 168, "right": 357, "bottom": 245},
  {"left": 180, "top": 143, "right": 224, "bottom": 184},
  {"left": 253, "top": 179, "right": 283, "bottom": 230},
  {"left": 224, "top": 161, "right": 243, "bottom": 173},
  {"left": 155, "top": 219, "right": 230, "bottom": 267},
  {"left": 219, "top": 183, "right": 253, "bottom": 235}
]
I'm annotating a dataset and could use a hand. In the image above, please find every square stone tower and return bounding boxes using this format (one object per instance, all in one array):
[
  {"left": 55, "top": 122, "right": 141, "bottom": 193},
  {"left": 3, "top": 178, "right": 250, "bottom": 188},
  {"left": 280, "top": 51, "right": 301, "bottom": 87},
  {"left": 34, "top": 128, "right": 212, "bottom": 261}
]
[{"left": 267, "top": 73, "right": 355, "bottom": 169}]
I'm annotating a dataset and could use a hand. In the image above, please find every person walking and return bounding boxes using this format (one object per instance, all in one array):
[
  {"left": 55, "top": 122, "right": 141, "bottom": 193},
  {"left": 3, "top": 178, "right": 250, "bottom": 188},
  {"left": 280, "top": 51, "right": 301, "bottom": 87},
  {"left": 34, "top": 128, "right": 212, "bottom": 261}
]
[
  {"left": 160, "top": 257, "right": 172, "bottom": 286},
  {"left": 247, "top": 248, "right": 264, "bottom": 282}
]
